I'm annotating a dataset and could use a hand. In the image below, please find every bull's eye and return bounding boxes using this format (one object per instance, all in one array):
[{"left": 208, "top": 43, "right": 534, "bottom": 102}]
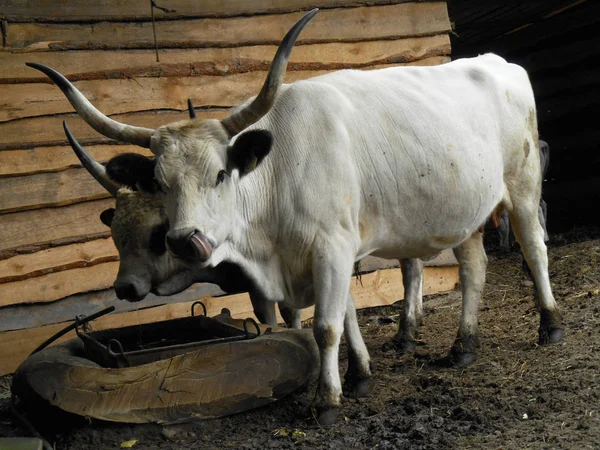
[
  {"left": 149, "top": 223, "right": 168, "bottom": 256},
  {"left": 216, "top": 170, "right": 226, "bottom": 186}
]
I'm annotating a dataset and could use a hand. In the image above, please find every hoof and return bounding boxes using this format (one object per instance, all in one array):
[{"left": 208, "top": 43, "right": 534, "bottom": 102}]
[
  {"left": 315, "top": 407, "right": 340, "bottom": 426},
  {"left": 450, "top": 351, "right": 477, "bottom": 368},
  {"left": 343, "top": 377, "right": 372, "bottom": 398},
  {"left": 538, "top": 327, "right": 564, "bottom": 345},
  {"left": 393, "top": 337, "right": 417, "bottom": 355}
]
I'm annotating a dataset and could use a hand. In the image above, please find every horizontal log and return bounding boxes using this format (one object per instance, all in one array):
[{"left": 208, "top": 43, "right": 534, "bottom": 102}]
[
  {"left": 5, "top": 3, "right": 450, "bottom": 50},
  {"left": 0, "top": 265, "right": 459, "bottom": 375},
  {"left": 0, "top": 56, "right": 448, "bottom": 148},
  {"left": 0, "top": 261, "right": 119, "bottom": 307},
  {"left": 0, "top": 166, "right": 112, "bottom": 214},
  {"left": 0, "top": 110, "right": 220, "bottom": 150},
  {"left": 0, "top": 283, "right": 227, "bottom": 332},
  {"left": 0, "top": 250, "right": 458, "bottom": 330},
  {"left": 0, "top": 237, "right": 117, "bottom": 284},
  {"left": 0, "top": 0, "right": 430, "bottom": 22},
  {"left": 2, "top": 59, "right": 449, "bottom": 123},
  {"left": 0, "top": 143, "right": 152, "bottom": 177},
  {"left": 0, "top": 35, "right": 450, "bottom": 82},
  {"left": 0, "top": 198, "right": 113, "bottom": 257}
]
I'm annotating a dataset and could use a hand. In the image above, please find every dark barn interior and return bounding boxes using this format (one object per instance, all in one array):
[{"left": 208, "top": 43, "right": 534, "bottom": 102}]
[{"left": 448, "top": 0, "right": 599, "bottom": 232}]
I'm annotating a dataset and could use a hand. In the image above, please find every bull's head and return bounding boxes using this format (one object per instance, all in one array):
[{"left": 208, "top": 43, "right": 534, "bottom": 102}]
[
  {"left": 63, "top": 122, "right": 188, "bottom": 302},
  {"left": 29, "top": 9, "right": 318, "bottom": 265}
]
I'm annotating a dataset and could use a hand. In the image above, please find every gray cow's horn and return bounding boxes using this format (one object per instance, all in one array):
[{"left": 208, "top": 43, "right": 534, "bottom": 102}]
[
  {"left": 26, "top": 62, "right": 154, "bottom": 148},
  {"left": 63, "top": 121, "right": 121, "bottom": 197},
  {"left": 220, "top": 8, "right": 318, "bottom": 137}
]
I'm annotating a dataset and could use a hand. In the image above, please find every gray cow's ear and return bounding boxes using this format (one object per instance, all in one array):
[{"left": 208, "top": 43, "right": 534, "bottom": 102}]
[
  {"left": 100, "top": 208, "right": 115, "bottom": 227},
  {"left": 106, "top": 153, "right": 157, "bottom": 192},
  {"left": 227, "top": 129, "right": 273, "bottom": 177}
]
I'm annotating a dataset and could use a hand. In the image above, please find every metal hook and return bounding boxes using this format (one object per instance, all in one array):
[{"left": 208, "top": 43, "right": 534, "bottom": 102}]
[
  {"left": 107, "top": 339, "right": 131, "bottom": 368},
  {"left": 243, "top": 318, "right": 261, "bottom": 338},
  {"left": 191, "top": 301, "right": 207, "bottom": 317}
]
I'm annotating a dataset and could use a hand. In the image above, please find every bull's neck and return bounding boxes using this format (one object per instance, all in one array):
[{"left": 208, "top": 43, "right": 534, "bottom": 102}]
[{"left": 229, "top": 157, "right": 278, "bottom": 261}]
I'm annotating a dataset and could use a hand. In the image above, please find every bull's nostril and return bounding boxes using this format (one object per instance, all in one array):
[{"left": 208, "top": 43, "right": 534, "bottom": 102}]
[{"left": 115, "top": 282, "right": 139, "bottom": 301}]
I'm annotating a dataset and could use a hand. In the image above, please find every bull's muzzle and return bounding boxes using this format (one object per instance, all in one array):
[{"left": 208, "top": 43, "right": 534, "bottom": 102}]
[
  {"left": 166, "top": 228, "right": 213, "bottom": 261},
  {"left": 114, "top": 276, "right": 151, "bottom": 302}
]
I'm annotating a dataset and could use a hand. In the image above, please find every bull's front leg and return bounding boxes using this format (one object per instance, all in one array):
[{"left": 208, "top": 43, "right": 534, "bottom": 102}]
[
  {"left": 393, "top": 258, "right": 424, "bottom": 353},
  {"left": 312, "top": 248, "right": 355, "bottom": 426}
]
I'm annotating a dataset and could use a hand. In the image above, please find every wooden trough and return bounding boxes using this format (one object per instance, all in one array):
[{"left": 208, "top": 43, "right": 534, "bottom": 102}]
[{"left": 12, "top": 307, "right": 319, "bottom": 424}]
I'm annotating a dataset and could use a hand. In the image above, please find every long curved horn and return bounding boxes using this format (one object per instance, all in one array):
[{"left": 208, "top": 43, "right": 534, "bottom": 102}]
[
  {"left": 27, "top": 63, "right": 154, "bottom": 148},
  {"left": 187, "top": 98, "right": 196, "bottom": 119},
  {"left": 220, "top": 8, "right": 318, "bottom": 137},
  {"left": 63, "top": 121, "right": 120, "bottom": 197}
]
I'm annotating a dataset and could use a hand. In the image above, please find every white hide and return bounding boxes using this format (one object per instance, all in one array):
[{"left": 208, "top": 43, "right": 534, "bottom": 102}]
[
  {"left": 156, "top": 54, "right": 537, "bottom": 305},
  {"left": 154, "top": 53, "right": 556, "bottom": 413}
]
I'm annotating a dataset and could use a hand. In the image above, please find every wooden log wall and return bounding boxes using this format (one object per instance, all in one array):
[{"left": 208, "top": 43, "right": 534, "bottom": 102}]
[{"left": 0, "top": 0, "right": 453, "bottom": 375}]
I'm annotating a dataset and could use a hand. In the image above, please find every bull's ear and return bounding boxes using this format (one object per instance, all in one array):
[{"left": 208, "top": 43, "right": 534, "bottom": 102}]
[
  {"left": 106, "top": 153, "right": 156, "bottom": 191},
  {"left": 227, "top": 130, "right": 273, "bottom": 177},
  {"left": 100, "top": 208, "right": 115, "bottom": 227}
]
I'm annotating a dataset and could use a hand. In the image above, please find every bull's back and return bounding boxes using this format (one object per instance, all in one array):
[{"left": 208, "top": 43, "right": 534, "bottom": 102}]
[{"left": 261, "top": 54, "right": 535, "bottom": 256}]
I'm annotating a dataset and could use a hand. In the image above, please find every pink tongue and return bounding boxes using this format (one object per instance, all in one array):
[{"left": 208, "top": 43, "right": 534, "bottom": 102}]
[{"left": 189, "top": 233, "right": 213, "bottom": 260}]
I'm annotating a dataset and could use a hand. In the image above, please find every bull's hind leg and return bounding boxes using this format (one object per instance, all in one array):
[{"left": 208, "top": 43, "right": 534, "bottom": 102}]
[
  {"left": 393, "top": 258, "right": 424, "bottom": 353},
  {"left": 450, "top": 230, "right": 488, "bottom": 366},
  {"left": 508, "top": 202, "right": 563, "bottom": 344},
  {"left": 343, "top": 292, "right": 372, "bottom": 398}
]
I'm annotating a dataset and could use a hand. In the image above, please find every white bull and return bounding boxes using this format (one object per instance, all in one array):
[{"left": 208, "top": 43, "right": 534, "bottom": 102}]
[{"left": 29, "top": 9, "right": 563, "bottom": 425}]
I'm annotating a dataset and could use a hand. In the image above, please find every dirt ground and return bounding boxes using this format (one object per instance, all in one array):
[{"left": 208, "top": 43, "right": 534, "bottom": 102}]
[{"left": 1, "top": 229, "right": 599, "bottom": 449}]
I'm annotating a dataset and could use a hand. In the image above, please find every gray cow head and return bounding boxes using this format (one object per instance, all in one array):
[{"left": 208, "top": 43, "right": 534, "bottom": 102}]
[
  {"left": 63, "top": 123, "right": 185, "bottom": 301},
  {"left": 28, "top": 9, "right": 318, "bottom": 267}
]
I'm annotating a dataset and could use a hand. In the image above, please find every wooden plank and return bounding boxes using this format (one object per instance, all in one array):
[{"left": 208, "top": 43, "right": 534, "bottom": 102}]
[
  {"left": 0, "top": 35, "right": 450, "bottom": 82},
  {"left": 0, "top": 251, "right": 456, "bottom": 331},
  {"left": 0, "top": 238, "right": 117, "bottom": 284},
  {"left": 0, "top": 166, "right": 112, "bottom": 214},
  {"left": 0, "top": 265, "right": 459, "bottom": 375},
  {"left": 0, "top": 143, "right": 152, "bottom": 177},
  {"left": 0, "top": 284, "right": 227, "bottom": 332},
  {"left": 0, "top": 261, "right": 119, "bottom": 307},
  {"left": 0, "top": 57, "right": 448, "bottom": 143},
  {"left": 0, "top": 0, "right": 428, "bottom": 22},
  {"left": 2, "top": 59, "right": 449, "bottom": 123},
  {"left": 4, "top": 4, "right": 449, "bottom": 51},
  {"left": 0, "top": 198, "right": 113, "bottom": 256},
  {"left": 0, "top": 110, "right": 221, "bottom": 150},
  {"left": 360, "top": 249, "right": 458, "bottom": 273}
]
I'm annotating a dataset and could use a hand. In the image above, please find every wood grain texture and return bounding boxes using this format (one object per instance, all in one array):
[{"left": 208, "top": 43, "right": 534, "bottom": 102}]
[
  {"left": 0, "top": 261, "right": 119, "bottom": 307},
  {"left": 0, "top": 110, "right": 218, "bottom": 150},
  {"left": 0, "top": 144, "right": 151, "bottom": 177},
  {"left": 0, "top": 57, "right": 448, "bottom": 147},
  {"left": 13, "top": 329, "right": 319, "bottom": 423},
  {"left": 3, "top": 60, "right": 450, "bottom": 122},
  {"left": 0, "top": 238, "right": 117, "bottom": 284},
  {"left": 0, "top": 265, "right": 459, "bottom": 374},
  {"left": 0, "top": 253, "right": 457, "bottom": 331},
  {"left": 5, "top": 3, "right": 450, "bottom": 50},
  {"left": 0, "top": 166, "right": 112, "bottom": 213},
  {"left": 0, "top": 198, "right": 114, "bottom": 256},
  {"left": 0, "top": 0, "right": 429, "bottom": 22},
  {"left": 1, "top": 35, "right": 450, "bottom": 82}
]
